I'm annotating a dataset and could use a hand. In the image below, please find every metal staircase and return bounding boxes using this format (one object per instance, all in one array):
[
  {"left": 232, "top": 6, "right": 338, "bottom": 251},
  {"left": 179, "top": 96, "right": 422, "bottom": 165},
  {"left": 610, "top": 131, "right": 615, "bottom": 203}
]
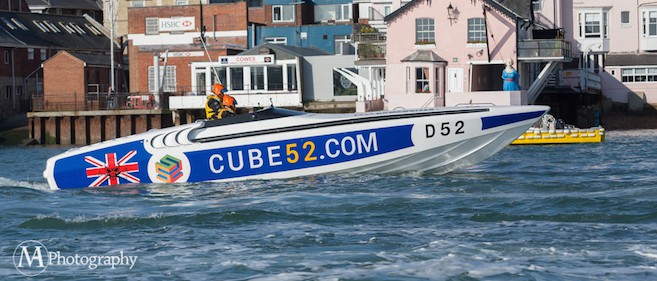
[{"left": 527, "top": 61, "right": 561, "bottom": 104}]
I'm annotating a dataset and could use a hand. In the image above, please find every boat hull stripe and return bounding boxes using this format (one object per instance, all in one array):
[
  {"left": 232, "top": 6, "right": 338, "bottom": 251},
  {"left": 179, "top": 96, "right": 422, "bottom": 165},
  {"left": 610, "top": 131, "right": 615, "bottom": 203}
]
[{"left": 481, "top": 111, "right": 545, "bottom": 130}]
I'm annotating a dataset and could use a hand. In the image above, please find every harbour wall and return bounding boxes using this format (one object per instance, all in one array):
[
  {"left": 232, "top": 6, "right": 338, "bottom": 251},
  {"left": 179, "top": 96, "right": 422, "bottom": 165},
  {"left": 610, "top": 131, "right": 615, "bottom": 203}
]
[{"left": 27, "top": 109, "right": 173, "bottom": 145}]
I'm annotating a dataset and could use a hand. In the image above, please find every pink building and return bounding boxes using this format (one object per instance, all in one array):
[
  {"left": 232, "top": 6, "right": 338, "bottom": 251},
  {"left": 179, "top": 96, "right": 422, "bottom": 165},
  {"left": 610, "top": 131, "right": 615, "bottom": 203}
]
[
  {"left": 379, "top": 0, "right": 657, "bottom": 124},
  {"left": 564, "top": 0, "right": 657, "bottom": 105},
  {"left": 382, "top": 0, "right": 563, "bottom": 110}
]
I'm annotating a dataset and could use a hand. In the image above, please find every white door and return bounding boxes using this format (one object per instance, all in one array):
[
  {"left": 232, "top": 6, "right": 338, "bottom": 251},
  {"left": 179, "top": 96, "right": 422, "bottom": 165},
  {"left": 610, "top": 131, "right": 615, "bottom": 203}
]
[{"left": 447, "top": 68, "right": 463, "bottom": 93}]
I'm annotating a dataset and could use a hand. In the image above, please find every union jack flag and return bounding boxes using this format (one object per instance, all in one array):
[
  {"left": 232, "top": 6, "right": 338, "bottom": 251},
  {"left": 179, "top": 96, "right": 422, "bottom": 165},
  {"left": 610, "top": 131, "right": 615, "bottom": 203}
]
[{"left": 85, "top": 151, "right": 140, "bottom": 187}]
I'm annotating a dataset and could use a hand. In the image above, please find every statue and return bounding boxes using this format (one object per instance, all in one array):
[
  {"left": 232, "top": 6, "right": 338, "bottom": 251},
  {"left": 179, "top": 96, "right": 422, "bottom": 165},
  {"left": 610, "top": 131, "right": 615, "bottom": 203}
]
[{"left": 502, "top": 58, "right": 520, "bottom": 91}]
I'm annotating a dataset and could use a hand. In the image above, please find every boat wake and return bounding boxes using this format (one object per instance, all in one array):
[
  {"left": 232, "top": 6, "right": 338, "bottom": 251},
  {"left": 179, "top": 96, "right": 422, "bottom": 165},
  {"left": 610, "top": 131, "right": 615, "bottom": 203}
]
[{"left": 0, "top": 176, "right": 51, "bottom": 192}]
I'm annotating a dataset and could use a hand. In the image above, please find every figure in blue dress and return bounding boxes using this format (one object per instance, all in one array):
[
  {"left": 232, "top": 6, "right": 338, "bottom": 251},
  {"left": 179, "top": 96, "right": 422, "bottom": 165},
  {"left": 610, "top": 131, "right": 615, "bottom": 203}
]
[{"left": 502, "top": 58, "right": 520, "bottom": 91}]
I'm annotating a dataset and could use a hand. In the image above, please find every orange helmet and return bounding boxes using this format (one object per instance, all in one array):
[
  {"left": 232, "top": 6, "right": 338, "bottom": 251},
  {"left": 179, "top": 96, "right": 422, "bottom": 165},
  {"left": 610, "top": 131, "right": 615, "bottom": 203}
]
[{"left": 212, "top": 83, "right": 227, "bottom": 95}]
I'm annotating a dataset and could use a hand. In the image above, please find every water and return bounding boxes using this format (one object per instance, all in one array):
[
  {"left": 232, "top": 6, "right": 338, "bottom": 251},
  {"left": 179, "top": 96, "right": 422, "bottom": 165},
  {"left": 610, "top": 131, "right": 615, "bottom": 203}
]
[{"left": 1, "top": 130, "right": 657, "bottom": 280}]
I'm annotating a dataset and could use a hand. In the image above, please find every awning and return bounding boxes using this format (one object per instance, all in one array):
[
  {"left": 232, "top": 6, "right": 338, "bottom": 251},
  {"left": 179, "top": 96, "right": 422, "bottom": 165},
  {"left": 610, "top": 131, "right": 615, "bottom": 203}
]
[
  {"left": 401, "top": 50, "right": 447, "bottom": 63},
  {"left": 606, "top": 53, "right": 657, "bottom": 66}
]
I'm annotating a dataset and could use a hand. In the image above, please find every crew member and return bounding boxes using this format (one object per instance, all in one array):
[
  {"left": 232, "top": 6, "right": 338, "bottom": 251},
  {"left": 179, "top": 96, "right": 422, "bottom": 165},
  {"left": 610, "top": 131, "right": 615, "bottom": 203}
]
[{"left": 205, "top": 83, "right": 237, "bottom": 120}]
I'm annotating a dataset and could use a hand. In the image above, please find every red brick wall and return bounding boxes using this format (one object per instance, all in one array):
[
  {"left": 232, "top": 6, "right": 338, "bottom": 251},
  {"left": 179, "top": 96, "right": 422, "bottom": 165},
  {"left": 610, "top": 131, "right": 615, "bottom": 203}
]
[
  {"left": 127, "top": 2, "right": 248, "bottom": 94},
  {"left": 128, "top": 3, "right": 248, "bottom": 34},
  {"left": 0, "top": 47, "right": 46, "bottom": 77},
  {"left": 43, "top": 52, "right": 85, "bottom": 107},
  {"left": 248, "top": 7, "right": 266, "bottom": 25},
  {"left": 0, "top": 0, "right": 29, "bottom": 12},
  {"left": 263, "top": 4, "right": 312, "bottom": 26}
]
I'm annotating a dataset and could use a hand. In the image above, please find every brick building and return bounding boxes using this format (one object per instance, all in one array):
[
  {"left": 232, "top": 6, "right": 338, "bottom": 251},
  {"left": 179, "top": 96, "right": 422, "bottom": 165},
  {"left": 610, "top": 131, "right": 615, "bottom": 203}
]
[
  {"left": 0, "top": 10, "right": 117, "bottom": 122},
  {"left": 0, "top": 0, "right": 28, "bottom": 12},
  {"left": 127, "top": 2, "right": 248, "bottom": 94},
  {"left": 42, "top": 51, "right": 114, "bottom": 110}
]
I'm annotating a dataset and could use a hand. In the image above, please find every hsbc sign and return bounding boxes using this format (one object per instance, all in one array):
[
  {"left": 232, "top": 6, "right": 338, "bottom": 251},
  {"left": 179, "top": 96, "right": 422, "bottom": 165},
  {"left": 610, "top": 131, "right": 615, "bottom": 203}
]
[{"left": 159, "top": 17, "right": 195, "bottom": 32}]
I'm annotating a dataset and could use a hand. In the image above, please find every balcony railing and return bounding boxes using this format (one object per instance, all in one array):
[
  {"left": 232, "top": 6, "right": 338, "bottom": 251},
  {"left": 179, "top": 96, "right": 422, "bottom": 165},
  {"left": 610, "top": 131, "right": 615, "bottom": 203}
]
[
  {"left": 517, "top": 39, "right": 572, "bottom": 61},
  {"left": 32, "top": 92, "right": 170, "bottom": 112},
  {"left": 352, "top": 32, "right": 386, "bottom": 43},
  {"left": 357, "top": 42, "right": 386, "bottom": 60}
]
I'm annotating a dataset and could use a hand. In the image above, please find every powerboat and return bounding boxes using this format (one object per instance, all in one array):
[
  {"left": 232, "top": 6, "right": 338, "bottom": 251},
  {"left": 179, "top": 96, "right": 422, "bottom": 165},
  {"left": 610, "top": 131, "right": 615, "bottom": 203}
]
[{"left": 44, "top": 105, "right": 549, "bottom": 190}]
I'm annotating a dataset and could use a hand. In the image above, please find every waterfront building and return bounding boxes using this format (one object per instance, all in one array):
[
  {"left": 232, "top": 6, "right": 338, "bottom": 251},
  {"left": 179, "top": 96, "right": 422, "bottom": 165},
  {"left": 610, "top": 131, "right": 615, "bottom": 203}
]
[
  {"left": 0, "top": 0, "right": 28, "bottom": 12},
  {"left": 567, "top": 0, "right": 657, "bottom": 114},
  {"left": 0, "top": 9, "right": 115, "bottom": 121},
  {"left": 380, "top": 0, "right": 606, "bottom": 126}
]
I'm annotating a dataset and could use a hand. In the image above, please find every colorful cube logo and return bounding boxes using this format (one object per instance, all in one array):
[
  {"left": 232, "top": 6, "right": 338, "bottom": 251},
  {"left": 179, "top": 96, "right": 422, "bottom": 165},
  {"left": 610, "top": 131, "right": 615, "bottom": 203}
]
[{"left": 155, "top": 155, "right": 183, "bottom": 183}]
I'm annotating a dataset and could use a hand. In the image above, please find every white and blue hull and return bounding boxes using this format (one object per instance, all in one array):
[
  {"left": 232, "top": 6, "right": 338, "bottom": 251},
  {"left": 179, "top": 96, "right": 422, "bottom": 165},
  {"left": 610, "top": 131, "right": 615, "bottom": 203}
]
[{"left": 44, "top": 105, "right": 549, "bottom": 190}]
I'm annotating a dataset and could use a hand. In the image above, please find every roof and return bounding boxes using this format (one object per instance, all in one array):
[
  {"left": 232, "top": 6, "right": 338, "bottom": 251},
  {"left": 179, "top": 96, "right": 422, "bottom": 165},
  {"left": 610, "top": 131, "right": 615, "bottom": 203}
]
[
  {"left": 401, "top": 50, "right": 446, "bottom": 63},
  {"left": 239, "top": 43, "right": 330, "bottom": 60},
  {"left": 68, "top": 51, "right": 112, "bottom": 66},
  {"left": 486, "top": 0, "right": 532, "bottom": 20},
  {"left": 606, "top": 53, "right": 657, "bottom": 66},
  {"left": 26, "top": 0, "right": 101, "bottom": 11},
  {"left": 385, "top": 0, "right": 532, "bottom": 23},
  {"left": 0, "top": 11, "right": 114, "bottom": 51}
]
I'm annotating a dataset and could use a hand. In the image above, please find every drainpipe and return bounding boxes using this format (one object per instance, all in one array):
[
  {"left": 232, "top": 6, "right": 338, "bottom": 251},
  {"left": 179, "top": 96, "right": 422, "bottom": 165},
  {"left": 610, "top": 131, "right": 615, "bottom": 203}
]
[
  {"left": 483, "top": 6, "right": 491, "bottom": 62},
  {"left": 11, "top": 48, "right": 16, "bottom": 109},
  {"left": 153, "top": 53, "right": 159, "bottom": 95},
  {"left": 251, "top": 23, "right": 255, "bottom": 48}
]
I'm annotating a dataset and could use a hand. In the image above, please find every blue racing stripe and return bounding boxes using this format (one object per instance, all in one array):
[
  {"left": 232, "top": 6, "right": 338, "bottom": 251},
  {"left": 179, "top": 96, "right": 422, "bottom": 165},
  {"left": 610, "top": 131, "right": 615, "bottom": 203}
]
[{"left": 481, "top": 111, "right": 545, "bottom": 130}]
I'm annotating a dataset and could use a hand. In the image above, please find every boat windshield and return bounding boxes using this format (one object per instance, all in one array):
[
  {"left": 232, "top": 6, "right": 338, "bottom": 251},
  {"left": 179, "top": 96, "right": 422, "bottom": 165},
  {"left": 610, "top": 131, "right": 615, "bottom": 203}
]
[{"left": 202, "top": 107, "right": 306, "bottom": 128}]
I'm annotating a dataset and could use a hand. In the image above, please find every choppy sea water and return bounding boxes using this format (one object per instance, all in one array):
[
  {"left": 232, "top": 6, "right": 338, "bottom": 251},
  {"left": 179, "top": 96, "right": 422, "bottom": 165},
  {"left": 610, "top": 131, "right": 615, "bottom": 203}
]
[{"left": 1, "top": 130, "right": 657, "bottom": 280}]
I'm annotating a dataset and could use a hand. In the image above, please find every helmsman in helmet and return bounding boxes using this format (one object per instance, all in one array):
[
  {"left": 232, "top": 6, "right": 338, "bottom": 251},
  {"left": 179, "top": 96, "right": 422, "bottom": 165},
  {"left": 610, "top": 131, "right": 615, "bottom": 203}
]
[{"left": 205, "top": 83, "right": 237, "bottom": 120}]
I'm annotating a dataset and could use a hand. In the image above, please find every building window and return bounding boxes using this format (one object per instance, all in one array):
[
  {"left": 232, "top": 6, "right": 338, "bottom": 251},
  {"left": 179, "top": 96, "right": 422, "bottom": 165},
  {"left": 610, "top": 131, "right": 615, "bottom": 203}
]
[
  {"left": 337, "top": 4, "right": 351, "bottom": 21},
  {"left": 2, "top": 17, "right": 16, "bottom": 30},
  {"left": 230, "top": 67, "right": 244, "bottom": 90},
  {"left": 415, "top": 18, "right": 435, "bottom": 44},
  {"left": 5, "top": 86, "right": 11, "bottom": 99},
  {"left": 251, "top": 66, "right": 265, "bottom": 90},
  {"left": 148, "top": 66, "right": 176, "bottom": 92},
  {"left": 175, "top": 0, "right": 188, "bottom": 5},
  {"left": 273, "top": 5, "right": 295, "bottom": 23},
  {"left": 85, "top": 23, "right": 102, "bottom": 35},
  {"left": 384, "top": 5, "right": 392, "bottom": 17},
  {"left": 268, "top": 65, "right": 284, "bottom": 90},
  {"left": 467, "top": 18, "right": 486, "bottom": 43},
  {"left": 41, "top": 49, "right": 47, "bottom": 60},
  {"left": 434, "top": 67, "right": 440, "bottom": 96},
  {"left": 643, "top": 11, "right": 657, "bottom": 36},
  {"left": 28, "top": 48, "right": 34, "bottom": 60},
  {"left": 334, "top": 68, "right": 357, "bottom": 96},
  {"left": 621, "top": 11, "right": 630, "bottom": 26},
  {"left": 579, "top": 11, "right": 608, "bottom": 38},
  {"left": 334, "top": 35, "right": 354, "bottom": 55},
  {"left": 264, "top": 37, "right": 287, "bottom": 45},
  {"left": 145, "top": 18, "right": 158, "bottom": 35},
  {"left": 4, "top": 50, "right": 8, "bottom": 64},
  {"left": 531, "top": 0, "right": 541, "bottom": 12},
  {"left": 621, "top": 67, "right": 657, "bottom": 82},
  {"left": 133, "top": 1, "right": 145, "bottom": 7},
  {"left": 416, "top": 67, "right": 430, "bottom": 93},
  {"left": 315, "top": 4, "right": 351, "bottom": 22},
  {"left": 287, "top": 64, "right": 297, "bottom": 90}
]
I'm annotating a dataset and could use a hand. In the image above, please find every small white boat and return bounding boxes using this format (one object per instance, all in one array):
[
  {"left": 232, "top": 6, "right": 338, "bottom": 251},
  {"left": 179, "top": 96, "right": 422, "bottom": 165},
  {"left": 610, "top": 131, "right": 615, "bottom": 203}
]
[{"left": 43, "top": 105, "right": 548, "bottom": 190}]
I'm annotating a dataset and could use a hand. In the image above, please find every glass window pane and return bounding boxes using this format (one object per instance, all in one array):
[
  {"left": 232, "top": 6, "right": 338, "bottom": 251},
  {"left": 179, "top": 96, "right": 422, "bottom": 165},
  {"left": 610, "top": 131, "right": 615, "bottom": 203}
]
[
  {"left": 287, "top": 64, "right": 297, "bottom": 91},
  {"left": 251, "top": 67, "right": 264, "bottom": 90},
  {"left": 268, "top": 66, "right": 283, "bottom": 90},
  {"left": 230, "top": 68, "right": 244, "bottom": 90}
]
